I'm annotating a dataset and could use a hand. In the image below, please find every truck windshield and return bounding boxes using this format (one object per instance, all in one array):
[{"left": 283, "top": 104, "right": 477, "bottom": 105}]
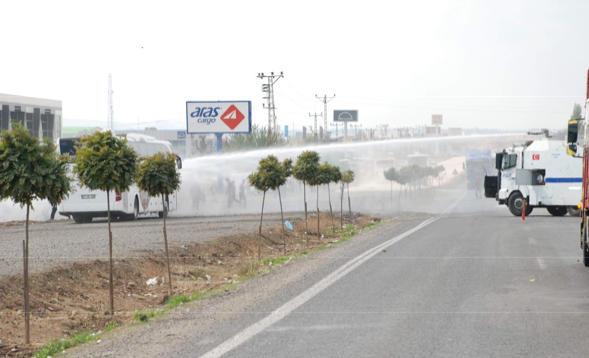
[{"left": 502, "top": 154, "right": 517, "bottom": 169}]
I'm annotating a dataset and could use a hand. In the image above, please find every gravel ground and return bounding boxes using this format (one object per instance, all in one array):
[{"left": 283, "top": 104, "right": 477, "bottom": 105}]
[{"left": 0, "top": 213, "right": 297, "bottom": 278}]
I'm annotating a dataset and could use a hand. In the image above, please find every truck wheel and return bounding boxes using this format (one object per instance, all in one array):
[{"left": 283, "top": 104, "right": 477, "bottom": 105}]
[
  {"left": 547, "top": 206, "right": 567, "bottom": 216},
  {"left": 73, "top": 215, "right": 84, "bottom": 224},
  {"left": 567, "top": 206, "right": 581, "bottom": 217},
  {"left": 584, "top": 226, "right": 589, "bottom": 267},
  {"left": 508, "top": 192, "right": 525, "bottom": 217}
]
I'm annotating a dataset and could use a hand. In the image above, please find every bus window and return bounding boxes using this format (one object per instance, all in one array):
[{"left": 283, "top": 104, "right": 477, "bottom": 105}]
[{"left": 59, "top": 138, "right": 80, "bottom": 157}]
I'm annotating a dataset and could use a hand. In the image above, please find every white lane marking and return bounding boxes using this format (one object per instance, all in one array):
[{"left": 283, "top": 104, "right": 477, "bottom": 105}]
[
  {"left": 198, "top": 217, "right": 439, "bottom": 358},
  {"left": 537, "top": 257, "right": 547, "bottom": 270},
  {"left": 440, "top": 192, "right": 468, "bottom": 215}
]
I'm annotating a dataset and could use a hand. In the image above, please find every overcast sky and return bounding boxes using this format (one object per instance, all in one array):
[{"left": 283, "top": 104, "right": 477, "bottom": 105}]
[{"left": 2, "top": 0, "right": 588, "bottom": 132}]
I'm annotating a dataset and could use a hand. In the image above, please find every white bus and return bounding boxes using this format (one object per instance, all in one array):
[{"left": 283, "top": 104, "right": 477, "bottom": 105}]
[{"left": 57, "top": 133, "right": 182, "bottom": 223}]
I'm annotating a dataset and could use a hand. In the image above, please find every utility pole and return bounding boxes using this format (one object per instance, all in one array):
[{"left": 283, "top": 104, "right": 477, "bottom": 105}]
[
  {"left": 108, "top": 73, "right": 114, "bottom": 131},
  {"left": 352, "top": 123, "right": 363, "bottom": 136},
  {"left": 257, "top": 72, "right": 283, "bottom": 145},
  {"left": 330, "top": 122, "right": 343, "bottom": 140},
  {"left": 309, "top": 112, "right": 322, "bottom": 142},
  {"left": 315, "top": 94, "right": 335, "bottom": 142}
]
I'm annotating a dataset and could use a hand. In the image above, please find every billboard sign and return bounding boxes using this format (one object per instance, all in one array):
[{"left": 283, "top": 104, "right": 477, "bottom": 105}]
[
  {"left": 186, "top": 101, "right": 251, "bottom": 134},
  {"left": 333, "top": 110, "right": 358, "bottom": 122},
  {"left": 432, "top": 114, "right": 443, "bottom": 125}
]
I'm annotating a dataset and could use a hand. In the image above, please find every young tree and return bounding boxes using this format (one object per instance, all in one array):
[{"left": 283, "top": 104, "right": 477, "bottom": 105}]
[
  {"left": 384, "top": 167, "right": 397, "bottom": 202},
  {"left": 328, "top": 165, "right": 342, "bottom": 230},
  {"left": 341, "top": 169, "right": 355, "bottom": 223},
  {"left": 308, "top": 163, "right": 331, "bottom": 238},
  {"left": 249, "top": 155, "right": 291, "bottom": 258},
  {"left": 135, "top": 152, "right": 181, "bottom": 296},
  {"left": 292, "top": 151, "right": 320, "bottom": 242},
  {"left": 0, "top": 123, "right": 72, "bottom": 344},
  {"left": 74, "top": 131, "right": 138, "bottom": 315}
]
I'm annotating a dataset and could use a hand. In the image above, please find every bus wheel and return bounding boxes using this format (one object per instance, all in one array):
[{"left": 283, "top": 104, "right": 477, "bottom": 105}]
[
  {"left": 129, "top": 197, "right": 139, "bottom": 221},
  {"left": 567, "top": 206, "right": 581, "bottom": 217},
  {"left": 547, "top": 206, "right": 567, "bottom": 216},
  {"left": 73, "top": 215, "right": 84, "bottom": 224}
]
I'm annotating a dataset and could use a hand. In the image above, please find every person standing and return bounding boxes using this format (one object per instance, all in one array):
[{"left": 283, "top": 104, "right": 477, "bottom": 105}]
[
  {"left": 226, "top": 179, "right": 238, "bottom": 208},
  {"left": 238, "top": 179, "right": 247, "bottom": 208},
  {"left": 49, "top": 199, "right": 58, "bottom": 221},
  {"left": 475, "top": 175, "right": 483, "bottom": 199}
]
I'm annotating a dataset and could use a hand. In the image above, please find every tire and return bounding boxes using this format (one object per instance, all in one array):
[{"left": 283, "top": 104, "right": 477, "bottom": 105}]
[
  {"left": 73, "top": 215, "right": 92, "bottom": 224},
  {"left": 583, "top": 226, "right": 589, "bottom": 267},
  {"left": 547, "top": 206, "right": 567, "bottom": 216},
  {"left": 128, "top": 197, "right": 139, "bottom": 221},
  {"left": 567, "top": 206, "right": 581, "bottom": 217},
  {"left": 508, "top": 192, "right": 531, "bottom": 217}
]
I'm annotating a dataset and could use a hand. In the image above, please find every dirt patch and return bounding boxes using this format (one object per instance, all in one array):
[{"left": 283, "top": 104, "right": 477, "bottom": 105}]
[
  {"left": 0, "top": 212, "right": 381, "bottom": 357},
  {"left": 0, "top": 221, "right": 43, "bottom": 229}
]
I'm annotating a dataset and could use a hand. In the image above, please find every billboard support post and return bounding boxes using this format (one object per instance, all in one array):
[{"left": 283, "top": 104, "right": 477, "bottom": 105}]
[{"left": 217, "top": 133, "right": 223, "bottom": 194}]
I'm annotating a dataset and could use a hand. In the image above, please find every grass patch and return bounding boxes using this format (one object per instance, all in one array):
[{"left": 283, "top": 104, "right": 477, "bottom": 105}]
[
  {"left": 34, "top": 331, "right": 100, "bottom": 358},
  {"left": 106, "top": 322, "right": 117, "bottom": 331},
  {"left": 133, "top": 309, "right": 164, "bottom": 322}
]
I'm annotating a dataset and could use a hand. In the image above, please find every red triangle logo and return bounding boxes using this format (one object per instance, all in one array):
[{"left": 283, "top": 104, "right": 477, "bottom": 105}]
[{"left": 220, "top": 105, "right": 245, "bottom": 130}]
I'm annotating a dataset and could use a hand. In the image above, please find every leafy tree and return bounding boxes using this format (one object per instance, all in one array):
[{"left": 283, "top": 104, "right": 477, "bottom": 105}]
[
  {"left": 328, "top": 164, "right": 342, "bottom": 229},
  {"left": 0, "top": 123, "right": 72, "bottom": 344},
  {"left": 74, "top": 130, "right": 138, "bottom": 315},
  {"left": 341, "top": 169, "right": 355, "bottom": 223},
  {"left": 249, "top": 155, "right": 292, "bottom": 257},
  {"left": 308, "top": 163, "right": 332, "bottom": 237},
  {"left": 571, "top": 103, "right": 583, "bottom": 120},
  {"left": 292, "top": 151, "right": 320, "bottom": 241},
  {"left": 135, "top": 152, "right": 181, "bottom": 296},
  {"left": 384, "top": 167, "right": 397, "bottom": 202}
]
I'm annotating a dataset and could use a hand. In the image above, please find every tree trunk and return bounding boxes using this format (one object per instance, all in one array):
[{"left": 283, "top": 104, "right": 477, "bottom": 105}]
[
  {"left": 347, "top": 183, "right": 353, "bottom": 223},
  {"left": 107, "top": 191, "right": 114, "bottom": 316},
  {"left": 340, "top": 183, "right": 344, "bottom": 229},
  {"left": 162, "top": 194, "right": 173, "bottom": 296},
  {"left": 316, "top": 186, "right": 320, "bottom": 239},
  {"left": 23, "top": 204, "right": 30, "bottom": 344},
  {"left": 390, "top": 181, "right": 393, "bottom": 203},
  {"left": 328, "top": 183, "right": 334, "bottom": 230},
  {"left": 258, "top": 191, "right": 266, "bottom": 260},
  {"left": 303, "top": 182, "right": 308, "bottom": 247},
  {"left": 278, "top": 187, "right": 286, "bottom": 256}
]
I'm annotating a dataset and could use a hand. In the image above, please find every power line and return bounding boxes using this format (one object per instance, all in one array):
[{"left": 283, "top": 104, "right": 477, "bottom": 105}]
[
  {"left": 257, "top": 71, "right": 283, "bottom": 144},
  {"left": 309, "top": 112, "right": 322, "bottom": 142},
  {"left": 316, "top": 94, "right": 335, "bottom": 141}
]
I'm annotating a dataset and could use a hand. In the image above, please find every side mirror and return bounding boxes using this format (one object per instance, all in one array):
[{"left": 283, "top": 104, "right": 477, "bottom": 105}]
[
  {"left": 567, "top": 119, "right": 578, "bottom": 144},
  {"left": 495, "top": 153, "right": 503, "bottom": 170},
  {"left": 176, "top": 156, "right": 183, "bottom": 169},
  {"left": 567, "top": 144, "right": 577, "bottom": 156}
]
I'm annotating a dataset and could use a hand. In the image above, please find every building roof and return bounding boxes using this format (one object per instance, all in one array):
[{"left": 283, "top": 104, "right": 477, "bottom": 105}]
[{"left": 0, "top": 93, "right": 62, "bottom": 108}]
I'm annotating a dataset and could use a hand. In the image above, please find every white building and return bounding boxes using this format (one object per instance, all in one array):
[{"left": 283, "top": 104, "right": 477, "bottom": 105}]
[{"left": 0, "top": 94, "right": 62, "bottom": 141}]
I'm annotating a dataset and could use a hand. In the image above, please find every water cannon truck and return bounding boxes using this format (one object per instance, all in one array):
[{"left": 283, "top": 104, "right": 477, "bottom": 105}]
[{"left": 485, "top": 138, "right": 582, "bottom": 217}]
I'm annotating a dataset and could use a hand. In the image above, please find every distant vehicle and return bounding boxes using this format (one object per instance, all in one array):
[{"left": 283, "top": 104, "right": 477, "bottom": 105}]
[
  {"left": 57, "top": 133, "right": 182, "bottom": 223},
  {"left": 485, "top": 139, "right": 581, "bottom": 217},
  {"left": 407, "top": 153, "right": 427, "bottom": 167},
  {"left": 565, "top": 69, "right": 589, "bottom": 265},
  {"left": 465, "top": 150, "right": 493, "bottom": 189}
]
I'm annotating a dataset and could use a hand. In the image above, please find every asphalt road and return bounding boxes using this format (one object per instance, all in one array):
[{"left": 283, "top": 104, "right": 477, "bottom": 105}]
[{"left": 71, "top": 191, "right": 589, "bottom": 357}]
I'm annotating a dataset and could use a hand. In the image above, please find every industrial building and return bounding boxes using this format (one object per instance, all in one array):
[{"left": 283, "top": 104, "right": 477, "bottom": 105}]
[{"left": 0, "top": 94, "right": 63, "bottom": 141}]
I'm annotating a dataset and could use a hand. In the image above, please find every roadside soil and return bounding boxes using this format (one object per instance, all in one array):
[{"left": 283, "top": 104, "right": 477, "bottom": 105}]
[{"left": 0, "top": 212, "right": 380, "bottom": 357}]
